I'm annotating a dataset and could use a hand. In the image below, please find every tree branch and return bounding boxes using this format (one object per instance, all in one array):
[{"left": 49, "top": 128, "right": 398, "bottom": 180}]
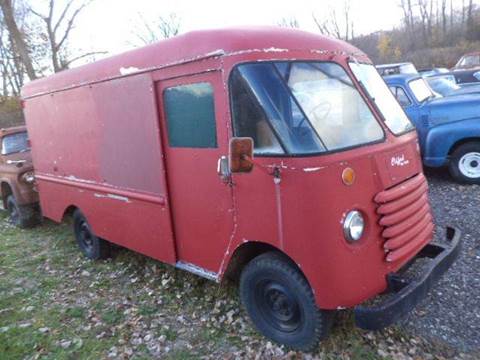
[
  {"left": 63, "top": 50, "right": 106, "bottom": 67},
  {"left": 55, "top": 1, "right": 90, "bottom": 52}
]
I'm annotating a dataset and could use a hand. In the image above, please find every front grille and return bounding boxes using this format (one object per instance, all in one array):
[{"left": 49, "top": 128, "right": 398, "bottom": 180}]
[{"left": 374, "top": 173, "right": 433, "bottom": 263}]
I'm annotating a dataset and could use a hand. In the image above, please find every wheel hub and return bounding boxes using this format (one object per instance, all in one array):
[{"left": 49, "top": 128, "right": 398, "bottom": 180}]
[
  {"left": 459, "top": 152, "right": 480, "bottom": 178},
  {"left": 256, "top": 280, "right": 301, "bottom": 332},
  {"left": 79, "top": 222, "right": 94, "bottom": 249}
]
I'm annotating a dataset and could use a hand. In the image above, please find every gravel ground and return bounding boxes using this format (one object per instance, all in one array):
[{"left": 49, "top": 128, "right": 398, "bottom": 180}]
[{"left": 400, "top": 168, "right": 480, "bottom": 353}]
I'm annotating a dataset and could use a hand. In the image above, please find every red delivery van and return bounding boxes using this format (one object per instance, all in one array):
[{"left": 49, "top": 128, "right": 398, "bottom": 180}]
[{"left": 22, "top": 27, "right": 460, "bottom": 351}]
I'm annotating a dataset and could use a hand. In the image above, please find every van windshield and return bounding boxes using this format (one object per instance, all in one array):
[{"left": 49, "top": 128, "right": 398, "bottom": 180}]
[
  {"left": 349, "top": 62, "right": 414, "bottom": 135},
  {"left": 1, "top": 131, "right": 29, "bottom": 155},
  {"left": 230, "top": 61, "right": 384, "bottom": 155}
]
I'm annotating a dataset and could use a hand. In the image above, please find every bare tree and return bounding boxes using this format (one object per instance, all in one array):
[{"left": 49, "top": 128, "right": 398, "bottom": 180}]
[
  {"left": 277, "top": 17, "right": 300, "bottom": 29},
  {"left": 0, "top": 21, "right": 25, "bottom": 95},
  {"left": 466, "top": 0, "right": 474, "bottom": 38},
  {"left": 441, "top": 0, "right": 447, "bottom": 38},
  {"left": 343, "top": 0, "right": 353, "bottom": 41},
  {"left": 312, "top": 0, "right": 354, "bottom": 41},
  {"left": 134, "top": 13, "right": 181, "bottom": 45},
  {"left": 312, "top": 11, "right": 341, "bottom": 39},
  {"left": 29, "top": 0, "right": 103, "bottom": 73},
  {"left": 0, "top": 0, "right": 36, "bottom": 80}
]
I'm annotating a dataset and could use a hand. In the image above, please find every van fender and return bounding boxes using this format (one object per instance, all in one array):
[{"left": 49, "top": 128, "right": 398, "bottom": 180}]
[
  {"left": 423, "top": 118, "right": 480, "bottom": 167},
  {"left": 220, "top": 240, "right": 308, "bottom": 284}
]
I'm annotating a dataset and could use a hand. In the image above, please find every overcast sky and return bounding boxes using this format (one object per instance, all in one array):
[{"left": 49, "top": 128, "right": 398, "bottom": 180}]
[{"left": 70, "top": 0, "right": 406, "bottom": 59}]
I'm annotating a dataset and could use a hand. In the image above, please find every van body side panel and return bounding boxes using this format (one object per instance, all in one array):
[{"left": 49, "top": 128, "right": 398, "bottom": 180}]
[{"left": 24, "top": 74, "right": 176, "bottom": 264}]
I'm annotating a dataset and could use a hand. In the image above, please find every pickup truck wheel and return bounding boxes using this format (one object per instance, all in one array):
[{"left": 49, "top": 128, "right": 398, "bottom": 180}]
[
  {"left": 73, "top": 210, "right": 110, "bottom": 260},
  {"left": 449, "top": 143, "right": 480, "bottom": 184},
  {"left": 6, "top": 195, "right": 39, "bottom": 228},
  {"left": 240, "top": 252, "right": 333, "bottom": 351}
]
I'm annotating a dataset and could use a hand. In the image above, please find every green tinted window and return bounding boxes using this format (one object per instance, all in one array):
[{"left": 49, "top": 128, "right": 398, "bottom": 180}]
[{"left": 163, "top": 82, "right": 217, "bottom": 148}]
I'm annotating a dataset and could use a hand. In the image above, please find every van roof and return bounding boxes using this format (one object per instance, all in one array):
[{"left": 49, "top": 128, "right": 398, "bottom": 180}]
[{"left": 21, "top": 26, "right": 366, "bottom": 98}]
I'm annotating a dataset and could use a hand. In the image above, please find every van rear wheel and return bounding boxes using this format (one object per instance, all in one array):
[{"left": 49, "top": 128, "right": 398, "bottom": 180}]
[
  {"left": 449, "top": 143, "right": 480, "bottom": 184},
  {"left": 73, "top": 210, "right": 110, "bottom": 260},
  {"left": 240, "top": 252, "right": 333, "bottom": 351}
]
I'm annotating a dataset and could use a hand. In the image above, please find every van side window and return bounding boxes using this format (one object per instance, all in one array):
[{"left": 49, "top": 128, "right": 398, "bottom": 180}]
[
  {"left": 389, "top": 86, "right": 411, "bottom": 107},
  {"left": 230, "top": 69, "right": 285, "bottom": 155},
  {"left": 163, "top": 82, "right": 217, "bottom": 148}
]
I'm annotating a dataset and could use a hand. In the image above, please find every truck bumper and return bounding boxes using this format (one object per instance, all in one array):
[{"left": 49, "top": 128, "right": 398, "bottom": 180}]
[{"left": 354, "top": 226, "right": 461, "bottom": 330}]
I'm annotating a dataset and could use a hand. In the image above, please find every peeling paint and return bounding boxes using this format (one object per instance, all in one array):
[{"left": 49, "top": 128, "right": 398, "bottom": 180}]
[
  {"left": 204, "top": 49, "right": 226, "bottom": 57},
  {"left": 303, "top": 166, "right": 324, "bottom": 173},
  {"left": 263, "top": 47, "right": 289, "bottom": 53},
  {"left": 65, "top": 175, "right": 97, "bottom": 184},
  {"left": 274, "top": 172, "right": 285, "bottom": 250},
  {"left": 119, "top": 66, "right": 141, "bottom": 75},
  {"left": 218, "top": 192, "right": 239, "bottom": 275},
  {"left": 94, "top": 193, "right": 130, "bottom": 203}
]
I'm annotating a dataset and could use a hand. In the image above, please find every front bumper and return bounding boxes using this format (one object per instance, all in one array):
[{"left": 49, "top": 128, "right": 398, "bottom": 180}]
[{"left": 354, "top": 226, "right": 461, "bottom": 330}]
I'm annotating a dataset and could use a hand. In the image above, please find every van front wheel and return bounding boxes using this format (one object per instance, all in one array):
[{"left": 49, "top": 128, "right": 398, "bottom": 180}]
[
  {"left": 73, "top": 210, "right": 110, "bottom": 260},
  {"left": 240, "top": 252, "right": 333, "bottom": 351}
]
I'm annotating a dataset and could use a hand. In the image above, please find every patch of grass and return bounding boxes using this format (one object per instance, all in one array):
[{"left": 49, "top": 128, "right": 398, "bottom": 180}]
[
  {"left": 166, "top": 349, "right": 198, "bottom": 360},
  {"left": 66, "top": 307, "right": 85, "bottom": 319},
  {"left": 138, "top": 304, "right": 157, "bottom": 316},
  {"left": 0, "top": 212, "right": 465, "bottom": 359},
  {"left": 101, "top": 308, "right": 124, "bottom": 325}
]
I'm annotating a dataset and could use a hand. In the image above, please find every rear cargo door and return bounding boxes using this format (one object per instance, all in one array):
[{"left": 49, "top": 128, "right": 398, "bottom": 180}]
[{"left": 156, "top": 71, "right": 234, "bottom": 274}]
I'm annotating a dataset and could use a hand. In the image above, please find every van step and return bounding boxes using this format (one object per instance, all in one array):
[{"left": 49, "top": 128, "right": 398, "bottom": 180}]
[{"left": 175, "top": 261, "right": 219, "bottom": 282}]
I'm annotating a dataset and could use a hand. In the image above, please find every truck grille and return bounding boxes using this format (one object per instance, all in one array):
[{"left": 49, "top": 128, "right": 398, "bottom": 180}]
[{"left": 374, "top": 173, "right": 433, "bottom": 263}]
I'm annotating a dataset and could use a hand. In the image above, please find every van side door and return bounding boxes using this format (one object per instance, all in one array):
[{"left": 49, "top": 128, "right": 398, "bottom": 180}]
[{"left": 156, "top": 71, "right": 234, "bottom": 277}]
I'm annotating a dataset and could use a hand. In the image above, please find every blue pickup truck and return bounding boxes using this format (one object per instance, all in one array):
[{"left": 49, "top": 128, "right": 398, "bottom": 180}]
[{"left": 384, "top": 74, "right": 480, "bottom": 184}]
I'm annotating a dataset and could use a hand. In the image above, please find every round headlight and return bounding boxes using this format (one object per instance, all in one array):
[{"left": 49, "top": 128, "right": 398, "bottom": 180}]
[
  {"left": 343, "top": 210, "right": 365, "bottom": 242},
  {"left": 21, "top": 171, "right": 35, "bottom": 184}
]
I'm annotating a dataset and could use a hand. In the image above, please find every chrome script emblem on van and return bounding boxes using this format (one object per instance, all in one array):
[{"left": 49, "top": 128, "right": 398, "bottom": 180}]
[{"left": 391, "top": 154, "right": 410, "bottom": 167}]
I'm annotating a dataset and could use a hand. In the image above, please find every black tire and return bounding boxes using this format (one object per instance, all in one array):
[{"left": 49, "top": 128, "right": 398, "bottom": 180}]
[
  {"left": 240, "top": 252, "right": 333, "bottom": 351},
  {"left": 6, "top": 195, "right": 40, "bottom": 228},
  {"left": 73, "top": 209, "right": 110, "bottom": 260},
  {"left": 449, "top": 142, "right": 480, "bottom": 184}
]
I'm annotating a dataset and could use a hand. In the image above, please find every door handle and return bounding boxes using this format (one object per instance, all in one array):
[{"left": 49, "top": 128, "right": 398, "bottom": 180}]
[{"left": 217, "top": 156, "right": 231, "bottom": 183}]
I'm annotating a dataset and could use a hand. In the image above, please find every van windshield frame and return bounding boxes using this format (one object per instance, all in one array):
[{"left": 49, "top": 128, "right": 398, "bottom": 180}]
[{"left": 228, "top": 61, "right": 386, "bottom": 157}]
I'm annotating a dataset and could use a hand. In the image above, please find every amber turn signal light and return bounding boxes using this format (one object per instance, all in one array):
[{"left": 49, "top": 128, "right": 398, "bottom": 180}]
[{"left": 342, "top": 167, "right": 356, "bottom": 186}]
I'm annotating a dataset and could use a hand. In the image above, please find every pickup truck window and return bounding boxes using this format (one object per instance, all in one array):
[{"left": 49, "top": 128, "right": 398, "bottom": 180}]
[
  {"left": 350, "top": 62, "right": 414, "bottom": 135},
  {"left": 163, "top": 82, "right": 217, "bottom": 148},
  {"left": 1, "top": 131, "right": 29, "bottom": 155},
  {"left": 409, "top": 78, "right": 434, "bottom": 103},
  {"left": 230, "top": 61, "right": 384, "bottom": 155},
  {"left": 389, "top": 86, "right": 411, "bottom": 106},
  {"left": 456, "top": 54, "right": 480, "bottom": 68}
]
